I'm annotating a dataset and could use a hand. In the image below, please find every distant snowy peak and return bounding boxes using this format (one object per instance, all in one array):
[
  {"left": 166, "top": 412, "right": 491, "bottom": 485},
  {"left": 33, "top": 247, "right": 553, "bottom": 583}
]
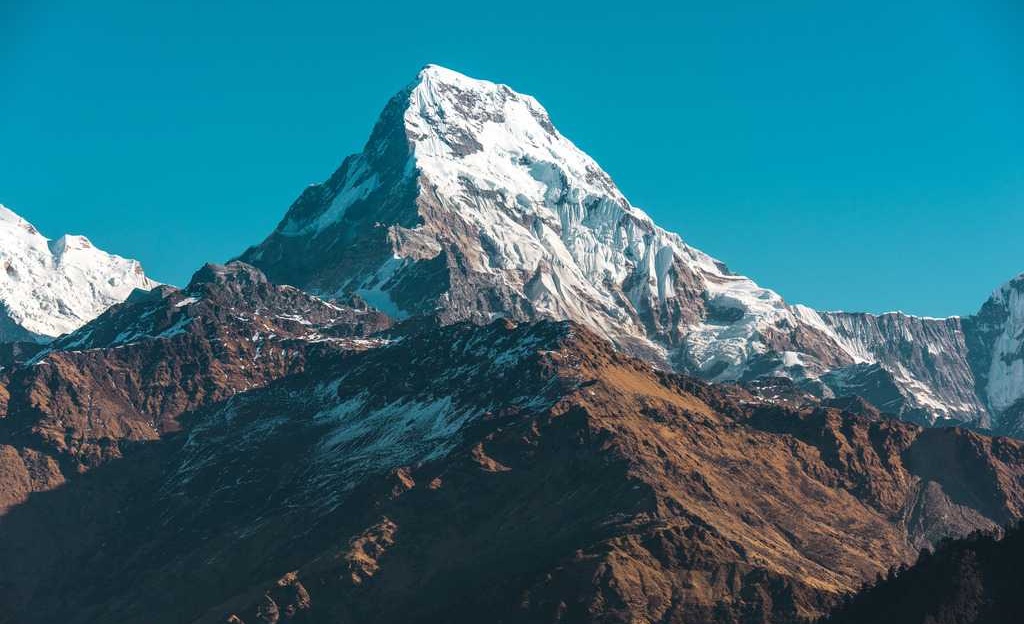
[
  {"left": 0, "top": 204, "right": 157, "bottom": 342},
  {"left": 965, "top": 274, "right": 1024, "bottom": 430},
  {"left": 241, "top": 65, "right": 1016, "bottom": 430}
]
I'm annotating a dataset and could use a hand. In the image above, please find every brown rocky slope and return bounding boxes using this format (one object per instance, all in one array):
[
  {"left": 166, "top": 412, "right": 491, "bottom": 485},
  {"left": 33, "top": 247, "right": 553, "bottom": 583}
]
[
  {"left": 0, "top": 261, "right": 390, "bottom": 512},
  {"left": 1, "top": 320, "right": 1023, "bottom": 623}
]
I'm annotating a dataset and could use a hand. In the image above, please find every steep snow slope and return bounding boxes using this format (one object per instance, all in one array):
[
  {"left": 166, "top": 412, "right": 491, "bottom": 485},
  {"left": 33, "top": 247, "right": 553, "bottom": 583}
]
[
  {"left": 241, "top": 65, "right": 1015, "bottom": 427},
  {"left": 965, "top": 275, "right": 1024, "bottom": 433},
  {"left": 0, "top": 205, "right": 156, "bottom": 341}
]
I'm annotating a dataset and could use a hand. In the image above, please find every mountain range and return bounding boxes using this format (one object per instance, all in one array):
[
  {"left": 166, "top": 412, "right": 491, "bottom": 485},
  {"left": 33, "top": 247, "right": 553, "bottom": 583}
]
[{"left": 0, "top": 65, "right": 1021, "bottom": 624}]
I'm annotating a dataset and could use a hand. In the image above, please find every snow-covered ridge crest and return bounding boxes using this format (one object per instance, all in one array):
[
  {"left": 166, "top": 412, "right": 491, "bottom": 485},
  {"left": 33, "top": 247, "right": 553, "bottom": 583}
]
[
  {"left": 405, "top": 66, "right": 887, "bottom": 377},
  {"left": 0, "top": 204, "right": 157, "bottom": 341}
]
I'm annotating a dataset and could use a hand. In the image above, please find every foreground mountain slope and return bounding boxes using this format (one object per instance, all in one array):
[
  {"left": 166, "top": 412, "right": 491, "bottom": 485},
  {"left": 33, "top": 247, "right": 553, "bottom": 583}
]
[
  {"left": 0, "top": 262, "right": 389, "bottom": 511},
  {"left": 239, "top": 64, "right": 1016, "bottom": 428},
  {"left": 3, "top": 320, "right": 1024, "bottom": 624},
  {"left": 0, "top": 205, "right": 156, "bottom": 342}
]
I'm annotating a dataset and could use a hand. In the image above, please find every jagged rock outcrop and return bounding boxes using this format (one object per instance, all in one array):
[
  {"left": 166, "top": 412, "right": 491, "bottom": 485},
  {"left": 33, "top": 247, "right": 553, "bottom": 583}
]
[
  {"left": 818, "top": 312, "right": 985, "bottom": 425},
  {"left": 2, "top": 320, "right": 1024, "bottom": 624}
]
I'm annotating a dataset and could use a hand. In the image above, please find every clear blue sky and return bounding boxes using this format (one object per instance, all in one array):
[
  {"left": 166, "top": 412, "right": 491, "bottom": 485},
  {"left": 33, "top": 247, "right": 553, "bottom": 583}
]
[{"left": 2, "top": 1, "right": 1020, "bottom": 316}]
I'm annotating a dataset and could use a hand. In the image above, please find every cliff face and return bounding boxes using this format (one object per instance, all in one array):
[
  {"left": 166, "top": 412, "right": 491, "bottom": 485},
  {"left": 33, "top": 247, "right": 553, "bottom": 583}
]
[
  {"left": 819, "top": 312, "right": 986, "bottom": 425},
  {"left": 3, "top": 320, "right": 1024, "bottom": 624}
]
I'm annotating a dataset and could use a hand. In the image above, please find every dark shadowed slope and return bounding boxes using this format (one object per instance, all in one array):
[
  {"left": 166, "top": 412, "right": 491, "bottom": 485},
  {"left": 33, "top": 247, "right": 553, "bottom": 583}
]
[{"left": 821, "top": 522, "right": 1024, "bottom": 624}]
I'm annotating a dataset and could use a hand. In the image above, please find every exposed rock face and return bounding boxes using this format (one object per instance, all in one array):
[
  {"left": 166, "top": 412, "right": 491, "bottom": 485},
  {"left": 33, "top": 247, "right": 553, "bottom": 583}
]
[
  {"left": 0, "top": 205, "right": 157, "bottom": 342},
  {"left": 238, "top": 64, "right": 1020, "bottom": 430},
  {"left": 0, "top": 261, "right": 390, "bottom": 506},
  {"left": 2, "top": 320, "right": 1023, "bottom": 624},
  {"left": 819, "top": 312, "right": 986, "bottom": 425}
]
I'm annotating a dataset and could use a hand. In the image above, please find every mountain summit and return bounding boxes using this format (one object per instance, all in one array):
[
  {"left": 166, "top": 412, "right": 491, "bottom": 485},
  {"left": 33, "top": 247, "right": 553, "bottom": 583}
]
[
  {"left": 240, "top": 65, "right": 1020, "bottom": 429},
  {"left": 0, "top": 205, "right": 156, "bottom": 342},
  {"left": 239, "top": 65, "right": 845, "bottom": 374}
]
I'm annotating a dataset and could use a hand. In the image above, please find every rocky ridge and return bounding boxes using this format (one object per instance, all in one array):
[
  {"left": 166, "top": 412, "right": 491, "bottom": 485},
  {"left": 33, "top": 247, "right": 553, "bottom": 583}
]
[{"left": 0, "top": 261, "right": 390, "bottom": 511}]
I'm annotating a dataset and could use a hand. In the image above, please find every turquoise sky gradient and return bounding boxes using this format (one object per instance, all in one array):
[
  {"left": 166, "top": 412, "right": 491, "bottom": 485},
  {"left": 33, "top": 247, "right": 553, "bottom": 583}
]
[{"left": 2, "top": 0, "right": 1021, "bottom": 316}]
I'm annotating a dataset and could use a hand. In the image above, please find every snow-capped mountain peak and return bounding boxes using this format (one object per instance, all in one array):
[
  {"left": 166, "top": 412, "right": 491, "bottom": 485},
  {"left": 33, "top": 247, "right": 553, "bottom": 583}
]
[
  {"left": 0, "top": 204, "right": 157, "bottom": 341},
  {"left": 241, "top": 65, "right": 1016, "bottom": 429}
]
